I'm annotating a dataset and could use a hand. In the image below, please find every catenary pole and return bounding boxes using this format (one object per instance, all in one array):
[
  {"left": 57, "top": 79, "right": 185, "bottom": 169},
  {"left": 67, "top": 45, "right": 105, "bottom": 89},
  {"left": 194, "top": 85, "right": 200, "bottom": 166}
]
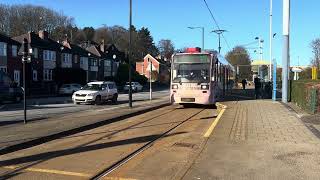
[
  {"left": 282, "top": 0, "right": 290, "bottom": 103},
  {"left": 128, "top": 0, "right": 132, "bottom": 107}
]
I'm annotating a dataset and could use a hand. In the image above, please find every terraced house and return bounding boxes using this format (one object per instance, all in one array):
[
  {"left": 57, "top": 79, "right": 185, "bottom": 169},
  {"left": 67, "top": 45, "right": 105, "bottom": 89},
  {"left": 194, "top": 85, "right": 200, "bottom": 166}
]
[
  {"left": 13, "top": 30, "right": 61, "bottom": 94},
  {"left": 0, "top": 30, "right": 125, "bottom": 95},
  {"left": 0, "top": 33, "right": 22, "bottom": 86}
]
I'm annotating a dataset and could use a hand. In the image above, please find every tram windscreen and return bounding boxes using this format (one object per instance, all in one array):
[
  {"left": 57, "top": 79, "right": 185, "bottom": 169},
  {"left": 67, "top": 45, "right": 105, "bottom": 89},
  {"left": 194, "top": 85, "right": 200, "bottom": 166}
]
[{"left": 172, "top": 54, "right": 210, "bottom": 83}]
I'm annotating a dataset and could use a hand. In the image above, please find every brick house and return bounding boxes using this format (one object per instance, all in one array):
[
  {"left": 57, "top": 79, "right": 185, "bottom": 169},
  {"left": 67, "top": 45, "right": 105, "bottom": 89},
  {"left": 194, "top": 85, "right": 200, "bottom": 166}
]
[
  {"left": 13, "top": 31, "right": 62, "bottom": 94},
  {"left": 84, "top": 41, "right": 123, "bottom": 81},
  {"left": 61, "top": 39, "right": 91, "bottom": 82},
  {"left": 0, "top": 33, "right": 22, "bottom": 86},
  {"left": 136, "top": 54, "right": 170, "bottom": 83}
]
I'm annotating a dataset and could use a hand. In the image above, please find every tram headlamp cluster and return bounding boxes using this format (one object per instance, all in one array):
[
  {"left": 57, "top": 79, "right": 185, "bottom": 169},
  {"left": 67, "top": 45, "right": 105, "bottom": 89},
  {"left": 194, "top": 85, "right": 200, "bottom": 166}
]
[
  {"left": 201, "top": 85, "right": 209, "bottom": 90},
  {"left": 172, "top": 84, "right": 178, "bottom": 89}
]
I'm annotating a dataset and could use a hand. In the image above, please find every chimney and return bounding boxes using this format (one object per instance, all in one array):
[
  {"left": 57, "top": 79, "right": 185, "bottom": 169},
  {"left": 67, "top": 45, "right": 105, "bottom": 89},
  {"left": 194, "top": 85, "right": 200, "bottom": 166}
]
[
  {"left": 100, "top": 39, "right": 105, "bottom": 52},
  {"left": 39, "top": 30, "right": 48, "bottom": 40}
]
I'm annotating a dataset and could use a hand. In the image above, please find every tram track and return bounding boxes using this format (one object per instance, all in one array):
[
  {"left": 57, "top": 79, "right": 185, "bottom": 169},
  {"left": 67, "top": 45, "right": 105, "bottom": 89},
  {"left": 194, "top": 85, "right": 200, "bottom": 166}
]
[
  {"left": 0, "top": 105, "right": 207, "bottom": 180},
  {"left": 90, "top": 107, "right": 206, "bottom": 180}
]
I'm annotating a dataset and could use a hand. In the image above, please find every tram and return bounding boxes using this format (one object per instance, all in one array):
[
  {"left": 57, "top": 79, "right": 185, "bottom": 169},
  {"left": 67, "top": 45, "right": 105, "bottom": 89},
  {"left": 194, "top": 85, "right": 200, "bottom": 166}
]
[{"left": 170, "top": 47, "right": 235, "bottom": 106}]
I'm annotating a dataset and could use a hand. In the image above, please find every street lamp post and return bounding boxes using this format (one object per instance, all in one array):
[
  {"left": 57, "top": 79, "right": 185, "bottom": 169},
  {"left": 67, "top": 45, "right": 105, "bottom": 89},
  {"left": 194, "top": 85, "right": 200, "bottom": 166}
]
[
  {"left": 255, "top": 37, "right": 264, "bottom": 78},
  {"left": 269, "top": 0, "right": 273, "bottom": 81},
  {"left": 128, "top": 0, "right": 133, "bottom": 107},
  {"left": 212, "top": 29, "right": 227, "bottom": 53},
  {"left": 188, "top": 27, "right": 204, "bottom": 51}
]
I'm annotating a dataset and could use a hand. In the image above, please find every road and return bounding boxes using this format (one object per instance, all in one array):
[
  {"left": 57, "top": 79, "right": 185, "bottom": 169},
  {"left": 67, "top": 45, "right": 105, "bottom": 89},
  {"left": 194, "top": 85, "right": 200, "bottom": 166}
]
[{"left": 0, "top": 89, "right": 169, "bottom": 123}]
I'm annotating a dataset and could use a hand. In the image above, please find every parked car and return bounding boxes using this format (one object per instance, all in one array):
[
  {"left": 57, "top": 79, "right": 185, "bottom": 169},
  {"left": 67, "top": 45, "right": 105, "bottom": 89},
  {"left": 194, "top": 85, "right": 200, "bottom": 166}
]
[
  {"left": 72, "top": 81, "right": 118, "bottom": 105},
  {"left": 59, "top": 83, "right": 82, "bottom": 95},
  {"left": 123, "top": 82, "right": 143, "bottom": 92},
  {"left": 0, "top": 86, "right": 23, "bottom": 104}
]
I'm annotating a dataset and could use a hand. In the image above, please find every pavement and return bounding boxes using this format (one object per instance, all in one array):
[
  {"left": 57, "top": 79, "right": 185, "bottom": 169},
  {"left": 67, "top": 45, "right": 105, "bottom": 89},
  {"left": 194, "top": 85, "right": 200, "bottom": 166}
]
[{"left": 183, "top": 91, "right": 320, "bottom": 180}]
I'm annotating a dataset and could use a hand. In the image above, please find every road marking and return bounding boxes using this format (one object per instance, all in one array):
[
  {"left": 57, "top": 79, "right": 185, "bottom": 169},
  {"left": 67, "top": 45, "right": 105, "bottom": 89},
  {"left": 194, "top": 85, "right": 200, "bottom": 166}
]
[
  {"left": 203, "top": 103, "right": 227, "bottom": 138},
  {"left": 3, "top": 165, "right": 91, "bottom": 177},
  {"left": 102, "top": 177, "right": 137, "bottom": 180}
]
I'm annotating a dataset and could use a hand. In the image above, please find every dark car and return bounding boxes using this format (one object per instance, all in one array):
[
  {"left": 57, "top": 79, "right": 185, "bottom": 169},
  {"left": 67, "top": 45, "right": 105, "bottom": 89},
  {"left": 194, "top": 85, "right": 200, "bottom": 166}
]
[
  {"left": 0, "top": 86, "right": 23, "bottom": 103},
  {"left": 0, "top": 71, "right": 23, "bottom": 104}
]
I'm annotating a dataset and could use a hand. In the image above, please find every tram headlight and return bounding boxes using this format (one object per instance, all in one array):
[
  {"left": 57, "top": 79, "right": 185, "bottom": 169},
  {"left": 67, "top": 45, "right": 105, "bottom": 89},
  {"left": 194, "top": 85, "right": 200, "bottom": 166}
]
[
  {"left": 172, "top": 84, "right": 178, "bottom": 89},
  {"left": 201, "top": 85, "right": 209, "bottom": 90}
]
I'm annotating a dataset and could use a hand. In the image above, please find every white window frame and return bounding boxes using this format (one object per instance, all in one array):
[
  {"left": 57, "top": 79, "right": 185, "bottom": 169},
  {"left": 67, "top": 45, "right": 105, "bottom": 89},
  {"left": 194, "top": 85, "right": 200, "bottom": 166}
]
[
  {"left": 12, "top": 45, "right": 17, "bottom": 57},
  {"left": 63, "top": 53, "right": 72, "bottom": 63},
  {"left": 14, "top": 70, "right": 20, "bottom": 85},
  {"left": 0, "top": 66, "right": 7, "bottom": 73},
  {"left": 92, "top": 59, "right": 98, "bottom": 66},
  {"left": 43, "top": 50, "right": 56, "bottom": 61},
  {"left": 0, "top": 42, "right": 7, "bottom": 56},
  {"left": 43, "top": 69, "right": 53, "bottom": 81}
]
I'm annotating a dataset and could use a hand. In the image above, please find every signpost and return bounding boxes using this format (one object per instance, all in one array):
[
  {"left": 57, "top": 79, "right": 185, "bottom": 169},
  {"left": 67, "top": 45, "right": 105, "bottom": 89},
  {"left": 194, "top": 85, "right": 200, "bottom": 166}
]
[
  {"left": 272, "top": 59, "right": 277, "bottom": 101},
  {"left": 19, "top": 38, "right": 32, "bottom": 124}
]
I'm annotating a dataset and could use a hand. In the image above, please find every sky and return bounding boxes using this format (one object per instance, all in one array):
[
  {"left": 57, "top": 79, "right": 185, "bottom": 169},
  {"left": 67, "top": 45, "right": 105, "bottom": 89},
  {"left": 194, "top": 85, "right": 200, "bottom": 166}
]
[{"left": 1, "top": 0, "right": 319, "bottom": 66}]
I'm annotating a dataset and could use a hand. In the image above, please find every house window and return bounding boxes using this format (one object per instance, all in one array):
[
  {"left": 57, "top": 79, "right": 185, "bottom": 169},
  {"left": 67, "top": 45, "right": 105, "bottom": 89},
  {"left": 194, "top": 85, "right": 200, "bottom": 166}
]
[
  {"left": 92, "top": 59, "right": 98, "bottom": 66},
  {"left": 12, "top": 45, "right": 17, "bottom": 57},
  {"left": 33, "top": 48, "right": 38, "bottom": 58},
  {"left": 104, "top": 60, "right": 112, "bottom": 77},
  {"left": 14, "top": 70, "right": 20, "bottom": 86},
  {"left": 33, "top": 70, "right": 38, "bottom": 81},
  {"left": 0, "top": 66, "right": 7, "bottom": 73},
  {"left": 0, "top": 42, "right": 7, "bottom": 56},
  {"left": 63, "top": 53, "right": 72, "bottom": 63},
  {"left": 43, "top": 50, "right": 56, "bottom": 61},
  {"left": 43, "top": 69, "right": 53, "bottom": 81}
]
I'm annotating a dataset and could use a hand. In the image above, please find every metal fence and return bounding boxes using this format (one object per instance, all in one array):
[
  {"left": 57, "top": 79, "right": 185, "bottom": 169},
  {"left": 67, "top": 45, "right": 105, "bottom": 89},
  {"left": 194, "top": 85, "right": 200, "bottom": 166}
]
[{"left": 290, "top": 80, "right": 319, "bottom": 114}]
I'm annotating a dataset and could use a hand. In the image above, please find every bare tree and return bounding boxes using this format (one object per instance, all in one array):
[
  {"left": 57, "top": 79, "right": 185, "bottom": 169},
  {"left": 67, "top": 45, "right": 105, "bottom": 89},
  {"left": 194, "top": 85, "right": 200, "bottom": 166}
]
[
  {"left": 310, "top": 38, "right": 320, "bottom": 68},
  {"left": 158, "top": 39, "right": 174, "bottom": 61},
  {"left": 0, "top": 4, "right": 74, "bottom": 37}
]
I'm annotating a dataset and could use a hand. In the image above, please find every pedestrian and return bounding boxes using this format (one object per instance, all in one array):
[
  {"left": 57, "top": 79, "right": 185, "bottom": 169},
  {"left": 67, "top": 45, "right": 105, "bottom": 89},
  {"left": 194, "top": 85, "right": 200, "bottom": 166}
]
[
  {"left": 254, "top": 77, "right": 261, "bottom": 99},
  {"left": 241, "top": 79, "right": 247, "bottom": 90}
]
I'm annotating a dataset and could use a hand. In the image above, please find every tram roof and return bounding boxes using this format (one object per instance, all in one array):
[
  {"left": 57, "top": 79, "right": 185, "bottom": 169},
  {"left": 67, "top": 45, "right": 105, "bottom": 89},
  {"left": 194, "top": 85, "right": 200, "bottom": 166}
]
[{"left": 173, "top": 51, "right": 235, "bottom": 71}]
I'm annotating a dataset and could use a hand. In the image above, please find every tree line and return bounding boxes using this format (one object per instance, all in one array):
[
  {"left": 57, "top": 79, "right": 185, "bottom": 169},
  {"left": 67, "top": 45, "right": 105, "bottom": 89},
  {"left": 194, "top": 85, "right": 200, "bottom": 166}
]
[{"left": 0, "top": 4, "right": 175, "bottom": 63}]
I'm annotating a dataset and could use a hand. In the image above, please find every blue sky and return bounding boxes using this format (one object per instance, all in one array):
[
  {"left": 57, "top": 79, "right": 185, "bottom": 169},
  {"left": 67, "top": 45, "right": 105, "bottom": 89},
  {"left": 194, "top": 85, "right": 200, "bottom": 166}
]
[{"left": 2, "top": 0, "right": 319, "bottom": 66}]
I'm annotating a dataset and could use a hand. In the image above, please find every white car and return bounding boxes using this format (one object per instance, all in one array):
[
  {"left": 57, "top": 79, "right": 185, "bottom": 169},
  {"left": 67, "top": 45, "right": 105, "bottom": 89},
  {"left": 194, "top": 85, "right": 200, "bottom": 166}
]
[
  {"left": 72, "top": 81, "right": 118, "bottom": 105},
  {"left": 59, "top": 83, "right": 82, "bottom": 95},
  {"left": 123, "top": 82, "right": 143, "bottom": 92}
]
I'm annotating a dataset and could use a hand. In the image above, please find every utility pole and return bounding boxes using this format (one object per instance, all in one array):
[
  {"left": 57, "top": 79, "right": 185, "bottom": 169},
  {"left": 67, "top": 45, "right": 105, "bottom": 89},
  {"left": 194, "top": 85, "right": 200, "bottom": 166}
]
[
  {"left": 282, "top": 0, "right": 290, "bottom": 103},
  {"left": 23, "top": 39, "right": 27, "bottom": 124},
  {"left": 128, "top": 0, "right": 133, "bottom": 107},
  {"left": 149, "top": 58, "right": 152, "bottom": 101},
  {"left": 212, "top": 29, "right": 227, "bottom": 53},
  {"left": 269, "top": 0, "right": 273, "bottom": 81}
]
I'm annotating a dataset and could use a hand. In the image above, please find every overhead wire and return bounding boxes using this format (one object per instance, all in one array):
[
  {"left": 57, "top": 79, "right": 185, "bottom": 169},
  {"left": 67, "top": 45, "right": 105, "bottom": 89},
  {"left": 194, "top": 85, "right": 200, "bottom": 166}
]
[{"left": 202, "top": 0, "right": 231, "bottom": 52}]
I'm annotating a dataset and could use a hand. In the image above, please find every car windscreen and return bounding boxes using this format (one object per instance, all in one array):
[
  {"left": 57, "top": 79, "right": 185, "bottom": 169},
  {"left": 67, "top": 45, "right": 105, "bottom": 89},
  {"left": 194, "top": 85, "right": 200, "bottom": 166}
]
[{"left": 82, "top": 84, "right": 102, "bottom": 91}]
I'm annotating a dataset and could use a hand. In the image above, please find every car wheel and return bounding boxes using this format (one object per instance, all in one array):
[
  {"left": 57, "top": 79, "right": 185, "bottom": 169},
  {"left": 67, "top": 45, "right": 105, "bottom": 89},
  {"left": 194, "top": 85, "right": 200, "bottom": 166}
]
[
  {"left": 95, "top": 95, "right": 102, "bottom": 105},
  {"left": 112, "top": 94, "right": 118, "bottom": 104},
  {"left": 73, "top": 101, "right": 80, "bottom": 105}
]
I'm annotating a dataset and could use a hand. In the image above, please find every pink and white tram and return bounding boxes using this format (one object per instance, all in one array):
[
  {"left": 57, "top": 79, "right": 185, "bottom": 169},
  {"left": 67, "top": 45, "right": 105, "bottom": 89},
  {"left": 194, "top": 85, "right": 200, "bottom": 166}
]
[{"left": 170, "top": 47, "right": 235, "bottom": 106}]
